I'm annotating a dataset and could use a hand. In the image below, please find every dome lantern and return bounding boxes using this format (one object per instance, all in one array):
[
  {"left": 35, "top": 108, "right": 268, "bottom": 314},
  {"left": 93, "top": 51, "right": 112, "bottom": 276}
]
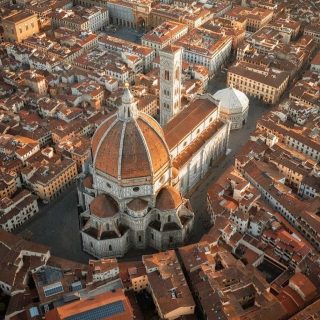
[
  {"left": 118, "top": 83, "right": 138, "bottom": 121},
  {"left": 92, "top": 102, "right": 171, "bottom": 184}
]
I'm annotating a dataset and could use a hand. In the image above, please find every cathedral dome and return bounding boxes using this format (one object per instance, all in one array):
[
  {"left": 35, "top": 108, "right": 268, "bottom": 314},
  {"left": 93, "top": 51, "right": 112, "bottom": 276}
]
[
  {"left": 92, "top": 86, "right": 171, "bottom": 182},
  {"left": 156, "top": 186, "right": 183, "bottom": 211}
]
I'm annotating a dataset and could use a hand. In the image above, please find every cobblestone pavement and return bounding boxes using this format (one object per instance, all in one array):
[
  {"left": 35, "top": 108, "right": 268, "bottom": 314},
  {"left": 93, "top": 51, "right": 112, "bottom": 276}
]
[
  {"left": 16, "top": 184, "right": 91, "bottom": 263},
  {"left": 16, "top": 72, "right": 270, "bottom": 263}
]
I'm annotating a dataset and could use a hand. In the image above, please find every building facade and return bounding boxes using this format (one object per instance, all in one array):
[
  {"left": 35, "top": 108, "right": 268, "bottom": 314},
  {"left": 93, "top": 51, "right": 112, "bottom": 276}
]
[
  {"left": 2, "top": 11, "right": 39, "bottom": 43},
  {"left": 227, "top": 62, "right": 289, "bottom": 104},
  {"left": 176, "top": 28, "right": 232, "bottom": 75}
]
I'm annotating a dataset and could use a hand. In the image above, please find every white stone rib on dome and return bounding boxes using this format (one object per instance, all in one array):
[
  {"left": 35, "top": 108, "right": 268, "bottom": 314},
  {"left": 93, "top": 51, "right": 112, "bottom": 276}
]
[{"left": 213, "top": 87, "right": 249, "bottom": 111}]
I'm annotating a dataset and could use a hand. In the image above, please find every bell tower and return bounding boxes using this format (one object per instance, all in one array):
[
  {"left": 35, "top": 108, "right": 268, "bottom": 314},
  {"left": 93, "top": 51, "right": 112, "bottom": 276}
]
[{"left": 159, "top": 45, "right": 182, "bottom": 126}]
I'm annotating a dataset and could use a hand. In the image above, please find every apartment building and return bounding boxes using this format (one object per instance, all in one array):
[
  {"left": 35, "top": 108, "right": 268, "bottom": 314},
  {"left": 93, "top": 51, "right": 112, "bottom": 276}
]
[
  {"left": 150, "top": 3, "right": 212, "bottom": 29},
  {"left": 51, "top": 6, "right": 109, "bottom": 31},
  {"left": 73, "top": 49, "right": 134, "bottom": 84},
  {"left": 141, "top": 21, "right": 188, "bottom": 54},
  {"left": 304, "top": 23, "right": 320, "bottom": 44},
  {"left": 269, "top": 16, "right": 301, "bottom": 40},
  {"left": 176, "top": 28, "right": 232, "bottom": 75},
  {"left": 2, "top": 11, "right": 39, "bottom": 43},
  {"left": 143, "top": 251, "right": 195, "bottom": 319},
  {"left": 290, "top": 72, "right": 320, "bottom": 108},
  {"left": 225, "top": 6, "right": 273, "bottom": 32},
  {"left": 0, "top": 172, "right": 18, "bottom": 199},
  {"left": 21, "top": 158, "right": 77, "bottom": 201},
  {"left": 243, "top": 159, "right": 320, "bottom": 252},
  {"left": 203, "top": 18, "right": 246, "bottom": 50},
  {"left": 227, "top": 61, "right": 289, "bottom": 104},
  {"left": 257, "top": 113, "right": 320, "bottom": 161}
]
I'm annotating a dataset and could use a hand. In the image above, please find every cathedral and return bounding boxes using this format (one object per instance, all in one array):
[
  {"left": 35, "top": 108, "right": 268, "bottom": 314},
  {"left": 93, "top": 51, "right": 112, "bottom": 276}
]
[{"left": 78, "top": 45, "right": 231, "bottom": 258}]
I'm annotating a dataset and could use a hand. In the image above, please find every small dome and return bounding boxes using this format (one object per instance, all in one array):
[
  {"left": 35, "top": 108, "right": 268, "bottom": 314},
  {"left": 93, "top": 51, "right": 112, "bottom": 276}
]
[
  {"left": 90, "top": 194, "right": 119, "bottom": 218},
  {"left": 213, "top": 87, "right": 249, "bottom": 113},
  {"left": 156, "top": 186, "right": 183, "bottom": 211}
]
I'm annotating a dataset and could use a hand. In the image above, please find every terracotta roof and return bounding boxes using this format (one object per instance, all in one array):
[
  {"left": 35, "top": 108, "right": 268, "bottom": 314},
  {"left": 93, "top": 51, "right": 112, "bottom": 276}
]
[
  {"left": 45, "top": 289, "right": 133, "bottom": 320},
  {"left": 91, "top": 113, "right": 117, "bottom": 155},
  {"left": 95, "top": 121, "right": 124, "bottom": 178},
  {"left": 164, "top": 97, "right": 218, "bottom": 150},
  {"left": 156, "top": 186, "right": 182, "bottom": 211},
  {"left": 311, "top": 51, "right": 320, "bottom": 65},
  {"left": 160, "top": 44, "right": 182, "bottom": 54},
  {"left": 90, "top": 194, "right": 119, "bottom": 218},
  {"left": 289, "top": 273, "right": 317, "bottom": 299},
  {"left": 93, "top": 113, "right": 170, "bottom": 181}
]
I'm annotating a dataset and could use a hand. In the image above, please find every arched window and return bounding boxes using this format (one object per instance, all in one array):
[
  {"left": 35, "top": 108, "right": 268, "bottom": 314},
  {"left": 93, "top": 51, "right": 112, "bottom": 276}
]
[
  {"left": 158, "top": 214, "right": 160, "bottom": 220},
  {"left": 109, "top": 245, "right": 112, "bottom": 251},
  {"left": 168, "top": 215, "right": 171, "bottom": 223}
]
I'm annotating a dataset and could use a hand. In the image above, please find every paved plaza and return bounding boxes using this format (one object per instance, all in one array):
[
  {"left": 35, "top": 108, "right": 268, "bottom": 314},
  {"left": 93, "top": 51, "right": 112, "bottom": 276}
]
[
  {"left": 16, "top": 185, "right": 91, "bottom": 263},
  {"left": 102, "top": 26, "right": 144, "bottom": 43}
]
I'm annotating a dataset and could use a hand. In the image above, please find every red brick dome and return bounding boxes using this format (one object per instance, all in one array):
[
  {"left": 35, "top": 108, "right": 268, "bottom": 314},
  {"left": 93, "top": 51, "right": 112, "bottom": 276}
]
[
  {"left": 90, "top": 194, "right": 119, "bottom": 218},
  {"left": 92, "top": 87, "right": 171, "bottom": 182},
  {"left": 156, "top": 186, "right": 183, "bottom": 211}
]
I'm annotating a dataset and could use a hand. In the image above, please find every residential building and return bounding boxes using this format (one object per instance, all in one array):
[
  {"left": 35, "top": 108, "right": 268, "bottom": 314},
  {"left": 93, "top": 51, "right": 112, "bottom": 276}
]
[
  {"left": 141, "top": 21, "right": 188, "bottom": 54},
  {"left": 143, "top": 251, "right": 195, "bottom": 319},
  {"left": 51, "top": 6, "right": 109, "bottom": 31},
  {"left": 45, "top": 290, "right": 134, "bottom": 320},
  {"left": 225, "top": 6, "right": 273, "bottom": 32},
  {"left": 98, "top": 35, "right": 155, "bottom": 71},
  {"left": 21, "top": 157, "right": 77, "bottom": 201},
  {"left": 0, "top": 190, "right": 38, "bottom": 232},
  {"left": 176, "top": 28, "right": 232, "bottom": 75},
  {"left": 227, "top": 61, "right": 289, "bottom": 104},
  {"left": 2, "top": 11, "right": 39, "bottom": 43}
]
